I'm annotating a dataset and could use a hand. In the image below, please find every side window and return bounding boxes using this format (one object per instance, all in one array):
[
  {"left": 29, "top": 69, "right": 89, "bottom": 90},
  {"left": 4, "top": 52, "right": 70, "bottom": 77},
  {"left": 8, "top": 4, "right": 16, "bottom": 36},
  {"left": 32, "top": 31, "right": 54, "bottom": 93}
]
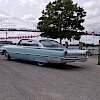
[
  {"left": 27, "top": 40, "right": 39, "bottom": 47},
  {"left": 18, "top": 39, "right": 39, "bottom": 47},
  {"left": 18, "top": 39, "right": 29, "bottom": 46}
]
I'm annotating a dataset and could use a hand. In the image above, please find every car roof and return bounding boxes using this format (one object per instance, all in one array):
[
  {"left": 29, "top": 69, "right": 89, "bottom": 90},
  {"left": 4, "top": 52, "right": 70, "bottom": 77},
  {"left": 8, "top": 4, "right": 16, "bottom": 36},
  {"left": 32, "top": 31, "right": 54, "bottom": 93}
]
[
  {"left": 20, "top": 38, "right": 56, "bottom": 44},
  {"left": 31, "top": 37, "right": 53, "bottom": 42}
]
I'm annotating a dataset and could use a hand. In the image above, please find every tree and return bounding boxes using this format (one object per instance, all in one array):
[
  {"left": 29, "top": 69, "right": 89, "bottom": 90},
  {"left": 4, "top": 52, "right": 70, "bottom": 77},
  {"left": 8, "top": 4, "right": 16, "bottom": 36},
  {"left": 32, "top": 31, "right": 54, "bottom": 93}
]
[{"left": 37, "top": 0, "right": 86, "bottom": 43}]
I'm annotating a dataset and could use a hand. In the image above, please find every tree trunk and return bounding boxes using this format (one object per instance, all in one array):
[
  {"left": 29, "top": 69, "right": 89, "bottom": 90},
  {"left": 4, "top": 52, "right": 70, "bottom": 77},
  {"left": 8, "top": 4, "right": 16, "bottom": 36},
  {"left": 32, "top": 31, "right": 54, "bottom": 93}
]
[
  {"left": 65, "top": 41, "right": 68, "bottom": 48},
  {"left": 79, "top": 42, "right": 83, "bottom": 50},
  {"left": 60, "top": 38, "right": 62, "bottom": 44}
]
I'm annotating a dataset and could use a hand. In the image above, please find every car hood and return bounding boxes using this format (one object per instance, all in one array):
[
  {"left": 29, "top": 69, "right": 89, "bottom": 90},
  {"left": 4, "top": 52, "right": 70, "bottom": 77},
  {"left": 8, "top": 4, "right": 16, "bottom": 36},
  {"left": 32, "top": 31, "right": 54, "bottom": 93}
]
[{"left": 1, "top": 44, "right": 16, "bottom": 48}]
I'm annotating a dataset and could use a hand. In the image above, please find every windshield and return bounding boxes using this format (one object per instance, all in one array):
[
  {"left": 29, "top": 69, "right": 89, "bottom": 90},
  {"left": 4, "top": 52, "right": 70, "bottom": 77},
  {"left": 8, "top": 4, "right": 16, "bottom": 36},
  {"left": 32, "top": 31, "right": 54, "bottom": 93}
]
[{"left": 39, "top": 39, "right": 64, "bottom": 48}]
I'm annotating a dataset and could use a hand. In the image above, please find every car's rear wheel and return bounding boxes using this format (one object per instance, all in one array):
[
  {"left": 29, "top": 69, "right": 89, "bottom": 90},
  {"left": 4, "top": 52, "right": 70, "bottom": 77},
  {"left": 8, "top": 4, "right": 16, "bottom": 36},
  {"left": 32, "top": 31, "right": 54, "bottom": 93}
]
[
  {"left": 4, "top": 51, "right": 11, "bottom": 60},
  {"left": 58, "top": 63, "right": 66, "bottom": 67}
]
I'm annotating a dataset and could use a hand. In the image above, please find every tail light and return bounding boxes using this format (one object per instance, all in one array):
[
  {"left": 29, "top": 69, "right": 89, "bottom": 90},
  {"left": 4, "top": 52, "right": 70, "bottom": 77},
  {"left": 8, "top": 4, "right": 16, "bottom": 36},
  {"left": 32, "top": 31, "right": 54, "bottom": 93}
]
[
  {"left": 64, "top": 51, "right": 68, "bottom": 56},
  {"left": 86, "top": 51, "right": 89, "bottom": 56}
]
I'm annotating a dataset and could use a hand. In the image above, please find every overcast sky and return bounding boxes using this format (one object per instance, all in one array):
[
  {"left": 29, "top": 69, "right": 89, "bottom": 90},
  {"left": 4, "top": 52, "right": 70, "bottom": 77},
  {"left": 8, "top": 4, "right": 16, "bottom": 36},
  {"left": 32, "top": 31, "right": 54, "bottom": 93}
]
[
  {"left": 0, "top": 0, "right": 100, "bottom": 32},
  {"left": 0, "top": 0, "right": 100, "bottom": 44}
]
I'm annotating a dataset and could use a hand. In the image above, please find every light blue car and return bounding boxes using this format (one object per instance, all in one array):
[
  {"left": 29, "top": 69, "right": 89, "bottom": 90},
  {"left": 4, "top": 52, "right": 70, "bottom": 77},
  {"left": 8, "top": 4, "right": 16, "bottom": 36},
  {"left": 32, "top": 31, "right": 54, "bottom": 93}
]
[{"left": 0, "top": 38, "right": 88, "bottom": 66}]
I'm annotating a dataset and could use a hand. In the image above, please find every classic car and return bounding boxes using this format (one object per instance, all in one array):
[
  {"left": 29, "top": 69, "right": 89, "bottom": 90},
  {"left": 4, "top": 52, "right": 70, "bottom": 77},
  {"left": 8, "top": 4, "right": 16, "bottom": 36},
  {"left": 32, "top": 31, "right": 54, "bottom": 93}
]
[{"left": 0, "top": 38, "right": 88, "bottom": 66}]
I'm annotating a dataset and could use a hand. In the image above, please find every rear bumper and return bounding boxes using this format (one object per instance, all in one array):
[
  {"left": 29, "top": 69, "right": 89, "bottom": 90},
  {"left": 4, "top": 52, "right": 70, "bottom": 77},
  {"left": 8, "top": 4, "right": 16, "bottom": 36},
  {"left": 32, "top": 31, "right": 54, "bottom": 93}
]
[{"left": 46, "top": 56, "right": 88, "bottom": 63}]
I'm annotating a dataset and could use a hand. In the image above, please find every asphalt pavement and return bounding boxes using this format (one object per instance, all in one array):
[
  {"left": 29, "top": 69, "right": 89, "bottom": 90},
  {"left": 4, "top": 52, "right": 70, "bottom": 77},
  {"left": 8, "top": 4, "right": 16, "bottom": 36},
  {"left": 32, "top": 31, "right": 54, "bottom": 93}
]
[{"left": 0, "top": 55, "right": 100, "bottom": 100}]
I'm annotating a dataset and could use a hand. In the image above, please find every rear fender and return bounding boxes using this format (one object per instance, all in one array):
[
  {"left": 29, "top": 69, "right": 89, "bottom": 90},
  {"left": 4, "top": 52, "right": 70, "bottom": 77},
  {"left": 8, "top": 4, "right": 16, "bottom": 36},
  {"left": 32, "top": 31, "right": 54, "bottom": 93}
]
[{"left": 34, "top": 55, "right": 48, "bottom": 63}]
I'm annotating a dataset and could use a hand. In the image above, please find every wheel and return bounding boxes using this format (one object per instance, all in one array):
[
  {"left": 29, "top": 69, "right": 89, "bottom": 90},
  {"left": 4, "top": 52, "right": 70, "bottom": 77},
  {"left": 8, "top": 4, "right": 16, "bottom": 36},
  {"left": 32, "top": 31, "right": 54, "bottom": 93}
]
[
  {"left": 37, "top": 62, "right": 44, "bottom": 66},
  {"left": 4, "top": 51, "right": 11, "bottom": 60},
  {"left": 56, "top": 63, "right": 66, "bottom": 69},
  {"left": 59, "top": 63, "right": 66, "bottom": 66},
  {"left": 62, "top": 63, "right": 66, "bottom": 66}
]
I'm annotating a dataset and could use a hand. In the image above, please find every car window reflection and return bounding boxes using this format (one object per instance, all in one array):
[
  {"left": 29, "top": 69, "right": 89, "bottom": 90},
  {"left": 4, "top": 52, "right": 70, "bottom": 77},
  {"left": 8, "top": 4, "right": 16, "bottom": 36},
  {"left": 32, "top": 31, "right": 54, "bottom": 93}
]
[{"left": 39, "top": 39, "right": 64, "bottom": 48}]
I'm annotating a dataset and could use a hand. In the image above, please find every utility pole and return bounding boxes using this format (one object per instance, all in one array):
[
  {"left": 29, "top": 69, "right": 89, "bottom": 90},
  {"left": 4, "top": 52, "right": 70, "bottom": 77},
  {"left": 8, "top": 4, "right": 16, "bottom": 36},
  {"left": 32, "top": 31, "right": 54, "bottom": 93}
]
[
  {"left": 98, "top": 40, "right": 100, "bottom": 65},
  {"left": 6, "top": 30, "right": 7, "bottom": 42}
]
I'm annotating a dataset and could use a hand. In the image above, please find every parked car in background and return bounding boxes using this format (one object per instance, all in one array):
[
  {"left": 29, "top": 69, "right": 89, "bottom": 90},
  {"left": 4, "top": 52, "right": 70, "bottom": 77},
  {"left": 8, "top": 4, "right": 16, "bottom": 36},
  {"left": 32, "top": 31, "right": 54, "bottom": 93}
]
[{"left": 0, "top": 38, "right": 88, "bottom": 66}]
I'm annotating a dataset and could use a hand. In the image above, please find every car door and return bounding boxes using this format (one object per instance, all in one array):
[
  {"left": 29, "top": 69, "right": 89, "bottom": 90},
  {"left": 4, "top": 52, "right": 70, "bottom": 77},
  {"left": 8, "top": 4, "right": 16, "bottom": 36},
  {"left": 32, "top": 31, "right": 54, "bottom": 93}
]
[
  {"left": 23, "top": 39, "right": 48, "bottom": 63},
  {"left": 22, "top": 39, "right": 40, "bottom": 61},
  {"left": 10, "top": 39, "right": 31, "bottom": 60}
]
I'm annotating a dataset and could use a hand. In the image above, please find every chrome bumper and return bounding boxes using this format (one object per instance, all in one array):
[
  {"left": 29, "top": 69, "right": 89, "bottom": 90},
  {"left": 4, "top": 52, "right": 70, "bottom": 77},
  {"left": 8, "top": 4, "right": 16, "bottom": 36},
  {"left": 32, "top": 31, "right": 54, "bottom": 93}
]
[{"left": 45, "top": 56, "right": 88, "bottom": 63}]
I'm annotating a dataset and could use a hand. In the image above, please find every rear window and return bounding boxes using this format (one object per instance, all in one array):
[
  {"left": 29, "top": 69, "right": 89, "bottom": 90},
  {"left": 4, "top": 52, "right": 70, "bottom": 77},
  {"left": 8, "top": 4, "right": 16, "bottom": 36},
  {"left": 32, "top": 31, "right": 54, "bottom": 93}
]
[{"left": 39, "top": 39, "right": 64, "bottom": 48}]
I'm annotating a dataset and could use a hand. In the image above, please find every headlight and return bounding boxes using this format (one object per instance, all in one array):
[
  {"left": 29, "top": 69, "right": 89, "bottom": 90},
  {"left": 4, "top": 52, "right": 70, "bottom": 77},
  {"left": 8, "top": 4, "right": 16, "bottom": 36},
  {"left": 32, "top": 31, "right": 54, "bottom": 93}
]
[{"left": 64, "top": 51, "right": 68, "bottom": 56}]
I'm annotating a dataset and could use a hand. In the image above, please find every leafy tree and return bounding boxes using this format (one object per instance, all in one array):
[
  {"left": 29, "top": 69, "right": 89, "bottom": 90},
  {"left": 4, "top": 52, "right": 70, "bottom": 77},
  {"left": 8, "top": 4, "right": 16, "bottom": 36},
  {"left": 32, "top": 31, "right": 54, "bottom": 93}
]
[{"left": 37, "top": 0, "right": 86, "bottom": 43}]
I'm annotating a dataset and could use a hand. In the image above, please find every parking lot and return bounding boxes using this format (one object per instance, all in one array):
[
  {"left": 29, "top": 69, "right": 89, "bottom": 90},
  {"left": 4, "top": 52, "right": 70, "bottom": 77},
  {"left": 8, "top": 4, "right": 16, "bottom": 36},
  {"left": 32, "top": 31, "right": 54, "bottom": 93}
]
[{"left": 0, "top": 55, "right": 100, "bottom": 100}]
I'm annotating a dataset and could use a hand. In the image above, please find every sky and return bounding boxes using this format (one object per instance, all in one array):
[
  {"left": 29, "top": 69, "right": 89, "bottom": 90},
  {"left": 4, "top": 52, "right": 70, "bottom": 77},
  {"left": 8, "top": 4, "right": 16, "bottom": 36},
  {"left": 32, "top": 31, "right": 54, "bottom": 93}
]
[{"left": 0, "top": 0, "right": 100, "bottom": 44}]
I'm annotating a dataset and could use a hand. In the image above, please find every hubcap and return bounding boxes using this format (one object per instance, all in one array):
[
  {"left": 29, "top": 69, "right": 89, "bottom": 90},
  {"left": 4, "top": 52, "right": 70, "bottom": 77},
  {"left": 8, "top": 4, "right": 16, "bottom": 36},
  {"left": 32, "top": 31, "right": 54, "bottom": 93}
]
[
  {"left": 4, "top": 52, "right": 9, "bottom": 60},
  {"left": 38, "top": 62, "right": 44, "bottom": 66}
]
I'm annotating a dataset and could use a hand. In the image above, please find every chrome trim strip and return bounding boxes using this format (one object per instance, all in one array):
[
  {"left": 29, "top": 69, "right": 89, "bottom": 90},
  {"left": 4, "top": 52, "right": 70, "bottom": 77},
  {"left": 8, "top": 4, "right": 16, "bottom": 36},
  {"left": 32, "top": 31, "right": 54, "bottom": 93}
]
[
  {"left": 9, "top": 51, "right": 63, "bottom": 58},
  {"left": 9, "top": 51, "right": 88, "bottom": 58}
]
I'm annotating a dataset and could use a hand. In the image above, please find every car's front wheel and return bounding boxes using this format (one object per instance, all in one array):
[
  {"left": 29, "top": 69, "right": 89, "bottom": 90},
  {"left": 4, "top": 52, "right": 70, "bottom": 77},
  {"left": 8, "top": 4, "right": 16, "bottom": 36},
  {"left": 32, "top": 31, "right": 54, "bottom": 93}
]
[
  {"left": 4, "top": 51, "right": 11, "bottom": 60},
  {"left": 37, "top": 62, "right": 45, "bottom": 66}
]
